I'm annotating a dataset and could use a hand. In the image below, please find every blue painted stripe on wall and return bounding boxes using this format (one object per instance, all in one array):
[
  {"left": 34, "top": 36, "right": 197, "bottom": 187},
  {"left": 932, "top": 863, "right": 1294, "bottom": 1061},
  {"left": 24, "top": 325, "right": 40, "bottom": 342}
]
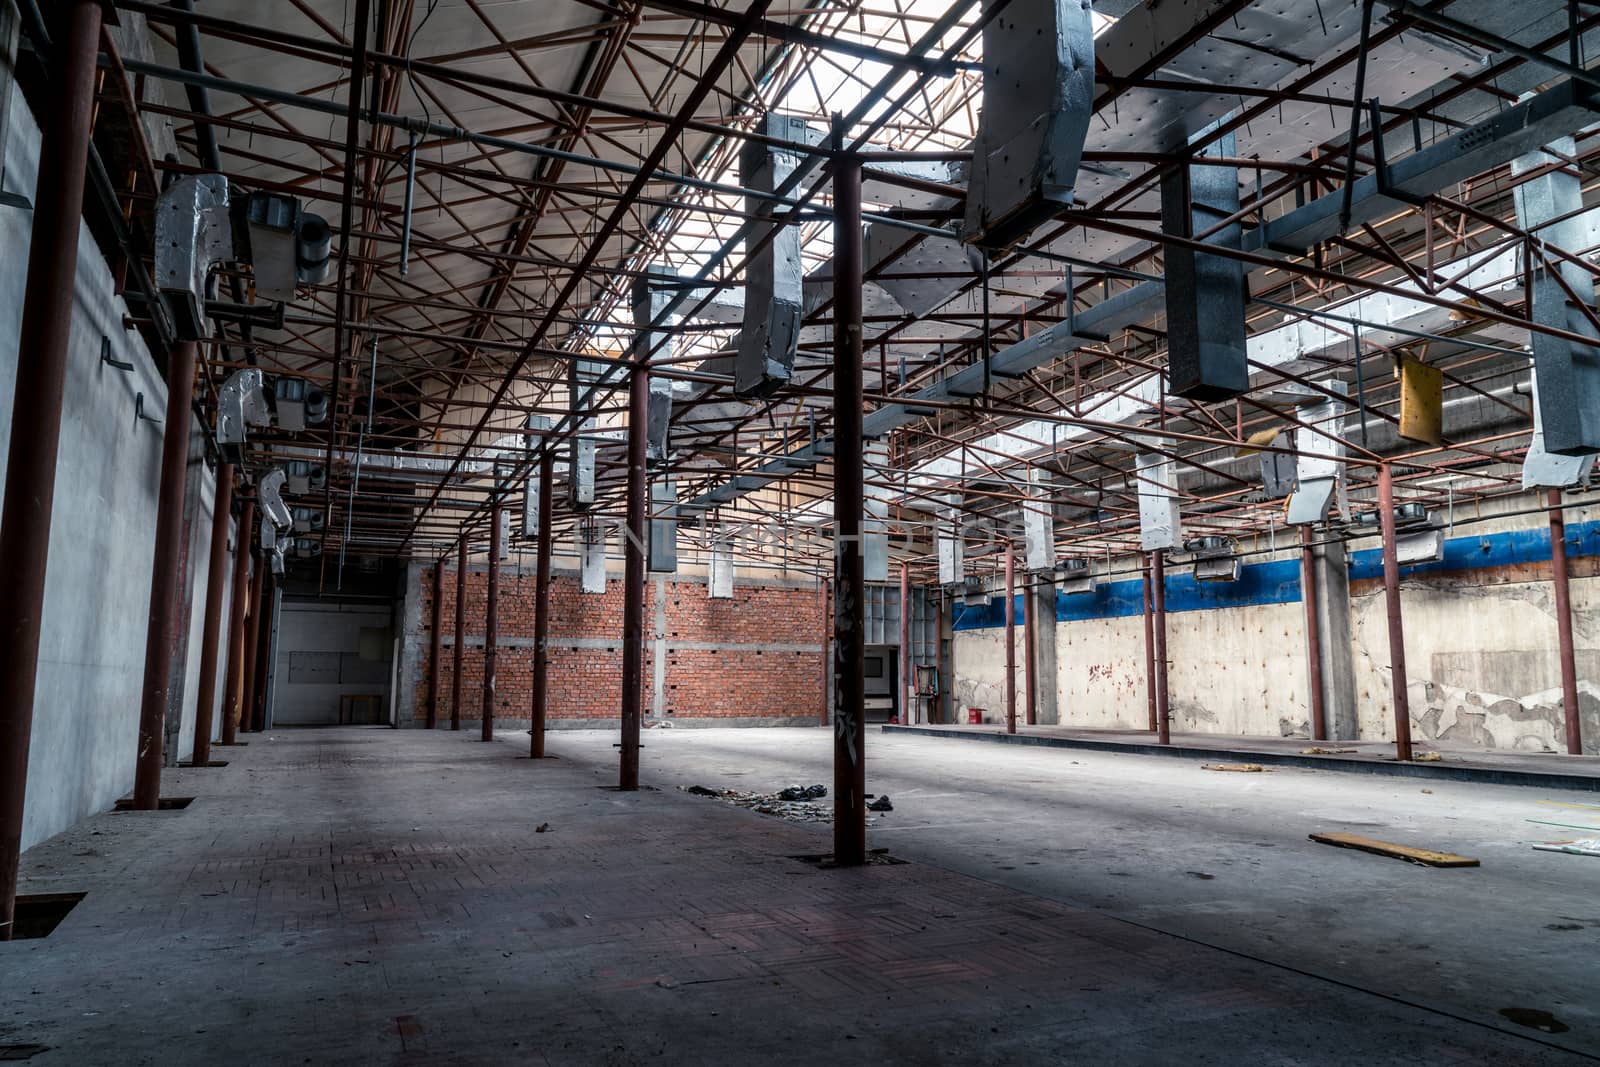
[{"left": 952, "top": 517, "right": 1600, "bottom": 631}]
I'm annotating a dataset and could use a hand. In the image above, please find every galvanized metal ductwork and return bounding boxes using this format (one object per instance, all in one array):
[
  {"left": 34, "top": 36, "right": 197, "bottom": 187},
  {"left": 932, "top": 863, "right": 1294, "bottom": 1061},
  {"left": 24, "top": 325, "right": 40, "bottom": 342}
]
[
  {"left": 567, "top": 358, "right": 603, "bottom": 510},
  {"left": 1162, "top": 133, "right": 1248, "bottom": 401},
  {"left": 155, "top": 172, "right": 232, "bottom": 341},
  {"left": 1512, "top": 135, "right": 1600, "bottom": 456},
  {"left": 242, "top": 191, "right": 333, "bottom": 302},
  {"left": 633, "top": 271, "right": 679, "bottom": 466},
  {"left": 648, "top": 479, "right": 678, "bottom": 573},
  {"left": 1135, "top": 452, "right": 1181, "bottom": 551},
  {"left": 735, "top": 114, "right": 820, "bottom": 397},
  {"left": 215, "top": 368, "right": 271, "bottom": 463},
  {"left": 961, "top": 0, "right": 1095, "bottom": 251}
]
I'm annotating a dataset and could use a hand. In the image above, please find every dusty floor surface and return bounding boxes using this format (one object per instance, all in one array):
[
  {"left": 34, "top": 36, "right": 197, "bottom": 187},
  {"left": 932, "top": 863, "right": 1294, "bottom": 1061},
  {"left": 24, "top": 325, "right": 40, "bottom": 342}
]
[{"left": 0, "top": 725, "right": 1595, "bottom": 1064}]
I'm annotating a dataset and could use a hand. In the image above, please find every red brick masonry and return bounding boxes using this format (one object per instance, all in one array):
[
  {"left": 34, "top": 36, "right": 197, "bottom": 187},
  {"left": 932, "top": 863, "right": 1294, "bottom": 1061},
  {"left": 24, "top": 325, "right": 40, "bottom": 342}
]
[{"left": 413, "top": 566, "right": 825, "bottom": 724}]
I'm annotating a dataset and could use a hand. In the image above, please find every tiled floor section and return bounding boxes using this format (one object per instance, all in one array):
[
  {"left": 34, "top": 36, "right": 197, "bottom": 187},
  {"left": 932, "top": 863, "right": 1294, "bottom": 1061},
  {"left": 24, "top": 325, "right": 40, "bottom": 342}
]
[{"left": 1, "top": 728, "right": 1591, "bottom": 1065}]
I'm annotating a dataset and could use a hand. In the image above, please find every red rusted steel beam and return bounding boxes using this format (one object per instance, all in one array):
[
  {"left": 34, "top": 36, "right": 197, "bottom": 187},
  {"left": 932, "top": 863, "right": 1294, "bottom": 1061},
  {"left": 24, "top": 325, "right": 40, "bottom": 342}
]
[
  {"left": 619, "top": 362, "right": 648, "bottom": 789},
  {"left": 220, "top": 498, "right": 256, "bottom": 747},
  {"left": 133, "top": 340, "right": 199, "bottom": 807},
  {"left": 425, "top": 561, "right": 442, "bottom": 729},
  {"left": 899, "top": 562, "right": 912, "bottom": 724},
  {"left": 238, "top": 544, "right": 265, "bottom": 735},
  {"left": 1005, "top": 545, "right": 1017, "bottom": 735},
  {"left": 1143, "top": 554, "right": 1157, "bottom": 734},
  {"left": 1376, "top": 464, "right": 1414, "bottom": 761},
  {"left": 530, "top": 449, "right": 554, "bottom": 758},
  {"left": 1549, "top": 490, "right": 1583, "bottom": 755},
  {"left": 832, "top": 135, "right": 866, "bottom": 867},
  {"left": 248, "top": 571, "right": 276, "bottom": 733},
  {"left": 190, "top": 462, "right": 235, "bottom": 765},
  {"left": 1153, "top": 549, "right": 1170, "bottom": 746},
  {"left": 0, "top": 0, "right": 105, "bottom": 942},
  {"left": 482, "top": 499, "right": 501, "bottom": 741},
  {"left": 452, "top": 535, "right": 466, "bottom": 732},
  {"left": 1300, "top": 525, "right": 1328, "bottom": 742}
]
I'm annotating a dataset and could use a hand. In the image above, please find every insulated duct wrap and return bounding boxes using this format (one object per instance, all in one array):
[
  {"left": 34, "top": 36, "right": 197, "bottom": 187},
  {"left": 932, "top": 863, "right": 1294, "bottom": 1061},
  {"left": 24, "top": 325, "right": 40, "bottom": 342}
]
[
  {"left": 735, "top": 114, "right": 819, "bottom": 397},
  {"left": 1512, "top": 136, "right": 1600, "bottom": 456},
  {"left": 1135, "top": 453, "right": 1181, "bottom": 552},
  {"left": 961, "top": 0, "right": 1095, "bottom": 251},
  {"left": 632, "top": 272, "right": 678, "bottom": 466},
  {"left": 155, "top": 172, "right": 232, "bottom": 341},
  {"left": 1162, "top": 133, "right": 1248, "bottom": 401}
]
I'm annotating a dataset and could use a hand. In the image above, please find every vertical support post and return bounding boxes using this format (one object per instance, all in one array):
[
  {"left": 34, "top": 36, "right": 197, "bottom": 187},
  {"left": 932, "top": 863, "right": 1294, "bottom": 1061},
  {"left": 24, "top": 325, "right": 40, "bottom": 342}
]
[
  {"left": 190, "top": 463, "right": 234, "bottom": 765},
  {"left": 1376, "top": 463, "right": 1413, "bottom": 761},
  {"left": 819, "top": 581, "right": 830, "bottom": 726},
  {"left": 1023, "top": 570, "right": 1037, "bottom": 727},
  {"left": 482, "top": 499, "right": 501, "bottom": 741},
  {"left": 832, "top": 126, "right": 867, "bottom": 867},
  {"left": 220, "top": 499, "right": 255, "bottom": 746},
  {"left": 1004, "top": 545, "right": 1017, "bottom": 734},
  {"left": 899, "top": 562, "right": 911, "bottom": 724},
  {"left": 248, "top": 571, "right": 275, "bottom": 733},
  {"left": 425, "top": 562, "right": 442, "bottom": 729},
  {"left": 238, "top": 551, "right": 265, "bottom": 734},
  {"left": 452, "top": 536, "right": 465, "bottom": 731},
  {"left": 530, "top": 449, "right": 555, "bottom": 757},
  {"left": 1549, "top": 490, "right": 1583, "bottom": 755},
  {"left": 619, "top": 353, "right": 649, "bottom": 789},
  {"left": 1299, "top": 525, "right": 1328, "bottom": 741},
  {"left": 1142, "top": 553, "right": 1157, "bottom": 733},
  {"left": 133, "top": 341, "right": 199, "bottom": 807},
  {"left": 1152, "top": 549, "right": 1170, "bottom": 745},
  {"left": 0, "top": 0, "right": 107, "bottom": 941}
]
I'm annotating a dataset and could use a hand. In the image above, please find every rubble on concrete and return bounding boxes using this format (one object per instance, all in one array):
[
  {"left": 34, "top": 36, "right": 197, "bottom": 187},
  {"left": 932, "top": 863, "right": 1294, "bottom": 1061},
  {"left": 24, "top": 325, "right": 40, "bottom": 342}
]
[{"left": 681, "top": 782, "right": 880, "bottom": 825}]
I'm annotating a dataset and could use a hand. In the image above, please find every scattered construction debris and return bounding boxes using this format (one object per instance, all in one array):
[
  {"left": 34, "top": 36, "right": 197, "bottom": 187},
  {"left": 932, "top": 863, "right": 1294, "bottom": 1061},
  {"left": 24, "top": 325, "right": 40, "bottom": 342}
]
[
  {"left": 1300, "top": 747, "right": 1358, "bottom": 755},
  {"left": 1202, "top": 763, "right": 1266, "bottom": 773},
  {"left": 1532, "top": 838, "right": 1600, "bottom": 858},
  {"left": 1310, "top": 832, "right": 1479, "bottom": 867},
  {"left": 867, "top": 795, "right": 893, "bottom": 812},
  {"left": 681, "top": 784, "right": 840, "bottom": 824}
]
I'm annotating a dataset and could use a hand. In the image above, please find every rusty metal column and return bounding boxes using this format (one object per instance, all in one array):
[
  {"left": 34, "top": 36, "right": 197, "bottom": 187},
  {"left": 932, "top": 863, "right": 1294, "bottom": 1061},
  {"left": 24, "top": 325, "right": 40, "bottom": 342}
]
[
  {"left": 818, "top": 581, "right": 830, "bottom": 726},
  {"left": 1142, "top": 553, "right": 1157, "bottom": 733},
  {"left": 1549, "top": 490, "right": 1583, "bottom": 755},
  {"left": 238, "top": 551, "right": 265, "bottom": 734},
  {"left": 1152, "top": 549, "right": 1170, "bottom": 746},
  {"left": 1023, "top": 572, "right": 1037, "bottom": 727},
  {"left": 1300, "top": 525, "right": 1328, "bottom": 741},
  {"left": 132, "top": 341, "right": 199, "bottom": 807},
  {"left": 248, "top": 571, "right": 275, "bottom": 733},
  {"left": 482, "top": 499, "right": 501, "bottom": 741},
  {"left": 899, "top": 562, "right": 911, "bottom": 724},
  {"left": 0, "top": 0, "right": 107, "bottom": 941},
  {"left": 190, "top": 464, "right": 234, "bottom": 765},
  {"left": 619, "top": 358, "right": 648, "bottom": 790},
  {"left": 1005, "top": 545, "right": 1017, "bottom": 734},
  {"left": 425, "top": 562, "right": 442, "bottom": 729},
  {"left": 1376, "top": 464, "right": 1413, "bottom": 761},
  {"left": 219, "top": 499, "right": 255, "bottom": 746},
  {"left": 832, "top": 132, "right": 867, "bottom": 867},
  {"left": 530, "top": 449, "right": 554, "bottom": 757},
  {"left": 452, "top": 536, "right": 466, "bottom": 731}
]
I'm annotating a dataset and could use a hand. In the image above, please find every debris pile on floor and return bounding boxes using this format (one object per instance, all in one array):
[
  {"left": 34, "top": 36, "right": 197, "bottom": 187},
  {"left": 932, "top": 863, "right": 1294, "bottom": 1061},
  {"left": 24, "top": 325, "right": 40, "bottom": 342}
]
[
  {"left": 1300, "top": 747, "right": 1357, "bottom": 755},
  {"left": 1533, "top": 838, "right": 1600, "bottom": 857},
  {"left": 681, "top": 783, "right": 838, "bottom": 823},
  {"left": 1202, "top": 763, "right": 1266, "bottom": 773}
]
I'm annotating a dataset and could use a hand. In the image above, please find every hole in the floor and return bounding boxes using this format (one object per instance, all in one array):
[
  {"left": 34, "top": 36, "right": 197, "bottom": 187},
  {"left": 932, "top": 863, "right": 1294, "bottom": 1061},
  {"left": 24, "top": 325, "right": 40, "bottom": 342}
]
[
  {"left": 177, "top": 760, "right": 229, "bottom": 768},
  {"left": 8, "top": 892, "right": 86, "bottom": 940},
  {"left": 790, "top": 849, "right": 905, "bottom": 868},
  {"left": 1498, "top": 1007, "right": 1569, "bottom": 1033},
  {"left": 0, "top": 1044, "right": 51, "bottom": 1061},
  {"left": 112, "top": 796, "right": 195, "bottom": 812}
]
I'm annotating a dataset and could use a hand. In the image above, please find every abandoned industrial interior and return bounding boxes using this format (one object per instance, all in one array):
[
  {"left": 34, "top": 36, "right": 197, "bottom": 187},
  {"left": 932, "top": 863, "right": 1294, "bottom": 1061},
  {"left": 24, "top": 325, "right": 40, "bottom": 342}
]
[{"left": 6, "top": 0, "right": 1600, "bottom": 1061}]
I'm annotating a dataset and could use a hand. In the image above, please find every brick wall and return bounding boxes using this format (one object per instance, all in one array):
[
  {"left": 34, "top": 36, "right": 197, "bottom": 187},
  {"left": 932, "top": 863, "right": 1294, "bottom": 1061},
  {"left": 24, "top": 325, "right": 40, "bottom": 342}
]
[{"left": 409, "top": 565, "right": 825, "bottom": 726}]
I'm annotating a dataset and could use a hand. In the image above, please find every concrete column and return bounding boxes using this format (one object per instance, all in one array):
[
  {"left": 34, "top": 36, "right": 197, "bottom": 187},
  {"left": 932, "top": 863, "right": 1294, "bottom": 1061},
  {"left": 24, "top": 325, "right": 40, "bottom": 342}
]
[
  {"left": 1028, "top": 579, "right": 1059, "bottom": 725},
  {"left": 219, "top": 499, "right": 255, "bottom": 747},
  {"left": 1311, "top": 536, "right": 1359, "bottom": 740}
]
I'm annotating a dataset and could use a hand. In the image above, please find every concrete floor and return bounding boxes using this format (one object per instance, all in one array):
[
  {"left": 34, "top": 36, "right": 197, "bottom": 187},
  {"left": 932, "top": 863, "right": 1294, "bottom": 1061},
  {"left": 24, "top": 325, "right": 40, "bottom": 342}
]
[{"left": 1, "top": 727, "right": 1595, "bottom": 1064}]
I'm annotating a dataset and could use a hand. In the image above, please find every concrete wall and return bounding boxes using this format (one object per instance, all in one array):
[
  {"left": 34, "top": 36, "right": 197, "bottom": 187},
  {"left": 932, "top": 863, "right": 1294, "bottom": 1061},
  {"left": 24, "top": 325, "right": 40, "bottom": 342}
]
[
  {"left": 1, "top": 80, "right": 216, "bottom": 850},
  {"left": 271, "top": 600, "right": 395, "bottom": 726},
  {"left": 953, "top": 497, "right": 1600, "bottom": 754}
]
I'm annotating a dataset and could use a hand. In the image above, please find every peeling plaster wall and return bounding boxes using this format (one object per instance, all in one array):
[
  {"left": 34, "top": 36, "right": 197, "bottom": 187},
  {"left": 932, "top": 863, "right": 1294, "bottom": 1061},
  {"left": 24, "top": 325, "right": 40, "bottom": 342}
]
[
  {"left": 951, "top": 624, "right": 1024, "bottom": 725},
  {"left": 1351, "top": 570, "right": 1600, "bottom": 754},
  {"left": 1056, "top": 615, "right": 1149, "bottom": 730}
]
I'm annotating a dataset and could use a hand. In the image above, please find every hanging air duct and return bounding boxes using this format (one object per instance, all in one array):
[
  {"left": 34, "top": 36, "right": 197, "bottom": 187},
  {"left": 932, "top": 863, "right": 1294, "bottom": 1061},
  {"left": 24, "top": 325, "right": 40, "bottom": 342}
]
[
  {"left": 579, "top": 521, "right": 606, "bottom": 593},
  {"left": 936, "top": 504, "right": 965, "bottom": 587},
  {"left": 735, "top": 114, "right": 820, "bottom": 397},
  {"left": 284, "top": 459, "right": 326, "bottom": 495},
  {"left": 272, "top": 375, "right": 327, "bottom": 432},
  {"left": 633, "top": 271, "right": 680, "bottom": 466},
  {"left": 1185, "top": 535, "right": 1240, "bottom": 583},
  {"left": 256, "top": 468, "right": 292, "bottom": 531},
  {"left": 960, "top": 0, "right": 1094, "bottom": 251},
  {"left": 1522, "top": 366, "right": 1596, "bottom": 489},
  {"left": 567, "top": 358, "right": 603, "bottom": 510},
  {"left": 522, "top": 415, "right": 551, "bottom": 538},
  {"left": 648, "top": 479, "right": 678, "bottom": 574},
  {"left": 1512, "top": 136, "right": 1600, "bottom": 456},
  {"left": 1055, "top": 557, "right": 1097, "bottom": 596},
  {"left": 1162, "top": 133, "right": 1248, "bottom": 401},
  {"left": 1135, "top": 452, "right": 1181, "bottom": 552},
  {"left": 242, "top": 191, "right": 333, "bottom": 302},
  {"left": 863, "top": 441, "right": 891, "bottom": 582},
  {"left": 1023, "top": 469, "right": 1055, "bottom": 573},
  {"left": 708, "top": 532, "right": 735, "bottom": 599},
  {"left": 155, "top": 172, "right": 233, "bottom": 341},
  {"left": 291, "top": 537, "right": 322, "bottom": 559},
  {"left": 1287, "top": 383, "right": 1350, "bottom": 525},
  {"left": 215, "top": 368, "right": 271, "bottom": 463},
  {"left": 291, "top": 506, "right": 324, "bottom": 534}
]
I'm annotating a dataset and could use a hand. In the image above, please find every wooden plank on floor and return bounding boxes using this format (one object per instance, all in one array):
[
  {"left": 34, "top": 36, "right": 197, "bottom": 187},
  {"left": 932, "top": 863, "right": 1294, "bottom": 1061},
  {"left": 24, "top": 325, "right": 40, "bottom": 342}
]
[{"left": 1309, "top": 832, "right": 1479, "bottom": 867}]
